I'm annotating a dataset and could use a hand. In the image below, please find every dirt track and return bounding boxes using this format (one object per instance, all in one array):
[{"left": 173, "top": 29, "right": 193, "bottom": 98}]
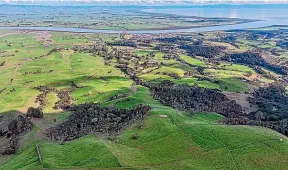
[{"left": 0, "top": 33, "right": 18, "bottom": 38}]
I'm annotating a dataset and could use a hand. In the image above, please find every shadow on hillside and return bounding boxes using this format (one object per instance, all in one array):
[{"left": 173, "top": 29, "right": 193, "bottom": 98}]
[{"left": 0, "top": 109, "right": 71, "bottom": 155}]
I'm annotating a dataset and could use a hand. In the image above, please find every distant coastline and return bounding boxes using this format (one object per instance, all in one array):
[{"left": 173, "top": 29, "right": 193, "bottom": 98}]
[{"left": 0, "top": 4, "right": 287, "bottom": 33}]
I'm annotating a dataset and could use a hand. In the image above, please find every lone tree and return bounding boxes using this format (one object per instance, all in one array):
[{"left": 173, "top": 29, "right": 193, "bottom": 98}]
[
  {"left": 130, "top": 83, "right": 137, "bottom": 93},
  {"left": 131, "top": 133, "right": 138, "bottom": 139},
  {"left": 0, "top": 61, "right": 5, "bottom": 66}
]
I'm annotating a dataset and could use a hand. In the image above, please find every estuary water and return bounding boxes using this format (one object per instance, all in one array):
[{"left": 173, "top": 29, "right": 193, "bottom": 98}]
[
  {"left": 143, "top": 4, "right": 288, "bottom": 25},
  {"left": 0, "top": 4, "right": 288, "bottom": 34}
]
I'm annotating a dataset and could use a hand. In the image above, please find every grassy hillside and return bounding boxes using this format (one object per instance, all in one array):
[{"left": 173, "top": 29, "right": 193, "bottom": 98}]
[
  {"left": 2, "top": 87, "right": 287, "bottom": 170},
  {"left": 0, "top": 30, "right": 288, "bottom": 170}
]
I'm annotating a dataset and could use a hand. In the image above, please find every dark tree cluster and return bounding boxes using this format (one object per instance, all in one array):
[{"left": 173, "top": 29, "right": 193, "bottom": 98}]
[
  {"left": 155, "top": 71, "right": 181, "bottom": 79},
  {"left": 248, "top": 85, "right": 288, "bottom": 135},
  {"left": 34, "top": 86, "right": 56, "bottom": 109},
  {"left": 249, "top": 86, "right": 288, "bottom": 121},
  {"left": 72, "top": 43, "right": 108, "bottom": 55},
  {"left": 54, "top": 90, "right": 73, "bottom": 110},
  {"left": 269, "top": 48, "right": 281, "bottom": 56},
  {"left": 34, "top": 86, "right": 73, "bottom": 110},
  {"left": 1, "top": 115, "right": 33, "bottom": 155},
  {"left": 193, "top": 40, "right": 204, "bottom": 45},
  {"left": 196, "top": 67, "right": 205, "bottom": 75},
  {"left": 111, "top": 51, "right": 158, "bottom": 76},
  {"left": 239, "top": 30, "right": 277, "bottom": 40},
  {"left": 23, "top": 69, "right": 54, "bottom": 75},
  {"left": 150, "top": 82, "right": 244, "bottom": 118},
  {"left": 74, "top": 42, "right": 159, "bottom": 77},
  {"left": 46, "top": 48, "right": 63, "bottom": 56},
  {"left": 220, "top": 35, "right": 237, "bottom": 42},
  {"left": 45, "top": 104, "right": 151, "bottom": 141},
  {"left": 163, "top": 53, "right": 178, "bottom": 60},
  {"left": 222, "top": 52, "right": 288, "bottom": 75},
  {"left": 156, "top": 36, "right": 194, "bottom": 44},
  {"left": 197, "top": 77, "right": 214, "bottom": 82},
  {"left": 214, "top": 35, "right": 239, "bottom": 48},
  {"left": 184, "top": 71, "right": 197, "bottom": 77},
  {"left": 180, "top": 44, "right": 225, "bottom": 58},
  {"left": 276, "top": 40, "right": 288, "bottom": 49},
  {"left": 153, "top": 44, "right": 175, "bottom": 51},
  {"left": 30, "top": 48, "right": 63, "bottom": 61},
  {"left": 6, "top": 115, "right": 32, "bottom": 137},
  {"left": 3, "top": 136, "right": 18, "bottom": 155},
  {"left": 23, "top": 81, "right": 33, "bottom": 84},
  {"left": 109, "top": 40, "right": 138, "bottom": 48},
  {"left": 137, "top": 42, "right": 152, "bottom": 47},
  {"left": 252, "top": 66, "right": 266, "bottom": 75},
  {"left": 27, "top": 107, "right": 44, "bottom": 118}
]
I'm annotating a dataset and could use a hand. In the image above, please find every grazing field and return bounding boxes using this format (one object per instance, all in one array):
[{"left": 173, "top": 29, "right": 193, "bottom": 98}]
[
  {"left": 0, "top": 32, "right": 130, "bottom": 112},
  {"left": 2, "top": 88, "right": 287, "bottom": 169},
  {"left": 1, "top": 29, "right": 288, "bottom": 169}
]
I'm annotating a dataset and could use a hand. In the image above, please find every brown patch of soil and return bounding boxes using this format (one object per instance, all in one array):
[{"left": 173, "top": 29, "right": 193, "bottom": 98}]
[{"left": 224, "top": 92, "right": 258, "bottom": 114}]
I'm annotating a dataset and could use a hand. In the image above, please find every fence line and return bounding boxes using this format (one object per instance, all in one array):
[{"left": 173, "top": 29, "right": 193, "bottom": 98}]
[{"left": 36, "top": 144, "right": 44, "bottom": 169}]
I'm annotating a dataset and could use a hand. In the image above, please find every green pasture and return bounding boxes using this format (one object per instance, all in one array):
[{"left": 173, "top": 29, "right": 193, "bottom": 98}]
[
  {"left": 2, "top": 87, "right": 287, "bottom": 170},
  {"left": 1, "top": 31, "right": 287, "bottom": 170}
]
